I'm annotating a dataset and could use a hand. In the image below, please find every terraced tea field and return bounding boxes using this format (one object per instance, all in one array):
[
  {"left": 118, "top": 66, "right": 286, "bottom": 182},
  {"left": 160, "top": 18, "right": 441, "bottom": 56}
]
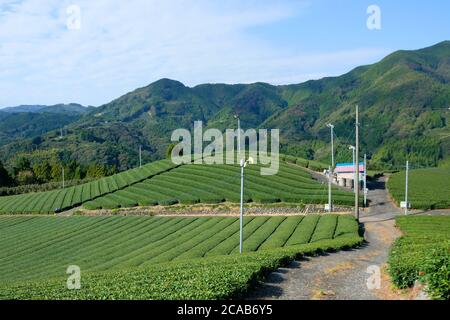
[
  {"left": 0, "top": 159, "right": 177, "bottom": 214},
  {"left": 388, "top": 168, "right": 450, "bottom": 209},
  {"left": 0, "top": 214, "right": 359, "bottom": 284},
  {"left": 84, "top": 162, "right": 354, "bottom": 209},
  {"left": 0, "top": 158, "right": 355, "bottom": 214}
]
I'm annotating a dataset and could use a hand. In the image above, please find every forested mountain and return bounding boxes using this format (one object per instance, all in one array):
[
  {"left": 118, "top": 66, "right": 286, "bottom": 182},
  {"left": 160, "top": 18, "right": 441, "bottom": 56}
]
[
  {"left": 0, "top": 104, "right": 91, "bottom": 146},
  {"left": 1, "top": 41, "right": 449, "bottom": 174}
]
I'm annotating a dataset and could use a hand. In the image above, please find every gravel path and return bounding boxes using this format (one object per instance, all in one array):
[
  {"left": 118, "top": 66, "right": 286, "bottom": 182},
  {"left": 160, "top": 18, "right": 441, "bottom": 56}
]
[{"left": 247, "top": 176, "right": 406, "bottom": 300}]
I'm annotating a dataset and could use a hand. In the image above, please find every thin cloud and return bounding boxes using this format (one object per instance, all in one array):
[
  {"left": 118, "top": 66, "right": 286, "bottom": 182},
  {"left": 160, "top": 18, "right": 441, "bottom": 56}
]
[{"left": 0, "top": 0, "right": 388, "bottom": 107}]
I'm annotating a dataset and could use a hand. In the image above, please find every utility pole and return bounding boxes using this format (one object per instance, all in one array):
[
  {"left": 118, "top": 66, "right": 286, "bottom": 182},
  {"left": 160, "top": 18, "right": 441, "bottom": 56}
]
[
  {"left": 326, "top": 124, "right": 334, "bottom": 212},
  {"left": 62, "top": 166, "right": 65, "bottom": 189},
  {"left": 405, "top": 160, "right": 409, "bottom": 215},
  {"left": 364, "top": 153, "right": 367, "bottom": 207},
  {"left": 239, "top": 159, "right": 245, "bottom": 254},
  {"left": 139, "top": 145, "right": 142, "bottom": 168},
  {"left": 355, "top": 105, "right": 360, "bottom": 220},
  {"left": 327, "top": 124, "right": 335, "bottom": 169},
  {"left": 328, "top": 165, "right": 332, "bottom": 213},
  {"left": 239, "top": 157, "right": 254, "bottom": 254},
  {"left": 236, "top": 116, "right": 241, "bottom": 159}
]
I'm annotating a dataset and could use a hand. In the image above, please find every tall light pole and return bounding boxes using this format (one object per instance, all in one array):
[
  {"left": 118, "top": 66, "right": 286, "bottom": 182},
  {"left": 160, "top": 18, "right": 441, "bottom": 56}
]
[
  {"left": 355, "top": 105, "right": 360, "bottom": 220},
  {"left": 139, "top": 145, "right": 142, "bottom": 168},
  {"left": 239, "top": 156, "right": 254, "bottom": 254},
  {"left": 364, "top": 153, "right": 367, "bottom": 207},
  {"left": 326, "top": 124, "right": 335, "bottom": 213},
  {"left": 234, "top": 115, "right": 241, "bottom": 160},
  {"left": 328, "top": 165, "right": 332, "bottom": 213},
  {"left": 327, "top": 124, "right": 335, "bottom": 170},
  {"left": 405, "top": 160, "right": 409, "bottom": 215},
  {"left": 349, "top": 145, "right": 356, "bottom": 193}
]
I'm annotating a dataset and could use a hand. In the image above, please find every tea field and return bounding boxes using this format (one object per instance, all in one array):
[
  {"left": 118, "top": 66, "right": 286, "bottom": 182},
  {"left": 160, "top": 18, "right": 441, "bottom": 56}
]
[
  {"left": 387, "top": 168, "right": 450, "bottom": 210},
  {"left": 0, "top": 214, "right": 362, "bottom": 299},
  {"left": 0, "top": 159, "right": 177, "bottom": 214},
  {"left": 0, "top": 215, "right": 358, "bottom": 284},
  {"left": 388, "top": 216, "right": 450, "bottom": 300},
  {"left": 84, "top": 162, "right": 355, "bottom": 210},
  {"left": 0, "top": 158, "right": 355, "bottom": 214}
]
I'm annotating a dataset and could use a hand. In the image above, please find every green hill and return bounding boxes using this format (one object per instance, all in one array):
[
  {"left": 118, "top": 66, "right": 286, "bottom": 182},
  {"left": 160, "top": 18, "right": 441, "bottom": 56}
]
[
  {"left": 1, "top": 41, "right": 449, "bottom": 171},
  {"left": 0, "top": 104, "right": 91, "bottom": 147}
]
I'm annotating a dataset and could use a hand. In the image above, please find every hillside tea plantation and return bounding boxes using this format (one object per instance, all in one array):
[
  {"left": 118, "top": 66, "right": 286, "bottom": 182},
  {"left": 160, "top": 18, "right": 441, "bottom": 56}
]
[
  {"left": 0, "top": 157, "right": 354, "bottom": 214},
  {"left": 0, "top": 214, "right": 362, "bottom": 299},
  {"left": 83, "top": 162, "right": 354, "bottom": 210},
  {"left": 0, "top": 215, "right": 359, "bottom": 284},
  {"left": 388, "top": 168, "right": 450, "bottom": 210},
  {"left": 0, "top": 159, "right": 177, "bottom": 214}
]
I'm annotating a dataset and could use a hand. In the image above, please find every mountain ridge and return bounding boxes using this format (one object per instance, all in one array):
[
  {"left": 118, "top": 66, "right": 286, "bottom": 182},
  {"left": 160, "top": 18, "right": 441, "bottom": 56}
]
[{"left": 1, "top": 41, "right": 449, "bottom": 171}]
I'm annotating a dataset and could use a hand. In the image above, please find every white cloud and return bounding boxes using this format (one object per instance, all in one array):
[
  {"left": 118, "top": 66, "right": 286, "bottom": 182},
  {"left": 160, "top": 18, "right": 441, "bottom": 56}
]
[{"left": 0, "top": 0, "right": 389, "bottom": 107}]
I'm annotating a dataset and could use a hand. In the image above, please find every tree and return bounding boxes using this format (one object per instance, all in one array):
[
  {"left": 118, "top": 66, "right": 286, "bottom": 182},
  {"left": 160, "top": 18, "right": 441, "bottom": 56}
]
[
  {"left": 73, "top": 166, "right": 82, "bottom": 180},
  {"left": 31, "top": 136, "right": 43, "bottom": 146},
  {"left": 33, "top": 161, "right": 51, "bottom": 183},
  {"left": 0, "top": 160, "right": 13, "bottom": 187},
  {"left": 16, "top": 170, "right": 35, "bottom": 185},
  {"left": 86, "top": 165, "right": 106, "bottom": 178},
  {"left": 50, "top": 162, "right": 63, "bottom": 181},
  {"left": 13, "top": 157, "right": 31, "bottom": 176}
]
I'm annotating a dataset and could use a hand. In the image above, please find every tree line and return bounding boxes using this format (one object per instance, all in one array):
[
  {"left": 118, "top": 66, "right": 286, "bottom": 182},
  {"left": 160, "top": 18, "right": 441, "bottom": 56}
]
[{"left": 0, "top": 157, "right": 116, "bottom": 188}]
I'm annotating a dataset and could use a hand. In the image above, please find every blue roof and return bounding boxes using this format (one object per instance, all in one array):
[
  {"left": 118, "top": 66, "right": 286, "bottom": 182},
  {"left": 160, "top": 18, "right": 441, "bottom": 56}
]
[{"left": 336, "top": 162, "right": 364, "bottom": 167}]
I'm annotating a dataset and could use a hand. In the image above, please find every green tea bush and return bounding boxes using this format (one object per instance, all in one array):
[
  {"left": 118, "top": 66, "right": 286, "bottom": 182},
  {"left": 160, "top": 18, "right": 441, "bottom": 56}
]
[
  {"left": 284, "top": 155, "right": 297, "bottom": 164},
  {"left": 206, "top": 217, "right": 268, "bottom": 256},
  {"left": 81, "top": 161, "right": 354, "bottom": 210},
  {"left": 418, "top": 246, "right": 450, "bottom": 300},
  {"left": 307, "top": 160, "right": 327, "bottom": 171},
  {"left": 0, "top": 236, "right": 363, "bottom": 300},
  {"left": 295, "top": 158, "right": 309, "bottom": 167},
  {"left": 334, "top": 215, "right": 359, "bottom": 238},
  {"left": 388, "top": 216, "right": 450, "bottom": 300},
  {"left": 259, "top": 216, "right": 303, "bottom": 250},
  {"left": 310, "top": 215, "right": 338, "bottom": 242},
  {"left": 284, "top": 215, "right": 320, "bottom": 245},
  {"left": 388, "top": 168, "right": 450, "bottom": 210},
  {"left": 0, "top": 160, "right": 179, "bottom": 214},
  {"left": 232, "top": 217, "right": 286, "bottom": 253}
]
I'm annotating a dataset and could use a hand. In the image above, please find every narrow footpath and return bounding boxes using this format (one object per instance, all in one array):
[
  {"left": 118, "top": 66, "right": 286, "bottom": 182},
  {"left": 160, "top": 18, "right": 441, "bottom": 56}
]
[{"left": 247, "top": 176, "right": 409, "bottom": 300}]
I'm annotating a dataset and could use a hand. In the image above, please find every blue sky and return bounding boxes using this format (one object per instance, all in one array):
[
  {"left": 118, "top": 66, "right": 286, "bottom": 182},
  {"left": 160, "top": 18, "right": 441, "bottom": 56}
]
[{"left": 0, "top": 0, "right": 449, "bottom": 107}]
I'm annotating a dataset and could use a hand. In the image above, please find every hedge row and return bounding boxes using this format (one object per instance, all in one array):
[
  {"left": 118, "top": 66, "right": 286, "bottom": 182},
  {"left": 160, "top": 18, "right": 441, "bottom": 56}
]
[
  {"left": 388, "top": 216, "right": 450, "bottom": 300},
  {"left": 0, "top": 236, "right": 364, "bottom": 300}
]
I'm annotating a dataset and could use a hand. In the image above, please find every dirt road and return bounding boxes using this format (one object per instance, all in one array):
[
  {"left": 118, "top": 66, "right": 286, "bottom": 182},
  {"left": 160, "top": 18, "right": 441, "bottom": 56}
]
[{"left": 247, "top": 176, "right": 407, "bottom": 300}]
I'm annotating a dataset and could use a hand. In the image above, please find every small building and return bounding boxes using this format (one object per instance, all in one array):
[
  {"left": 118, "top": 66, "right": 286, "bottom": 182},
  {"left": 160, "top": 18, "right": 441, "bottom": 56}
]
[{"left": 334, "top": 162, "right": 365, "bottom": 189}]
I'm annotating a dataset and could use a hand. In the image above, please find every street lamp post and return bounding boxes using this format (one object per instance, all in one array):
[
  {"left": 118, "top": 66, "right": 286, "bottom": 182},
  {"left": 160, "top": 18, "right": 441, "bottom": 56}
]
[
  {"left": 328, "top": 166, "right": 332, "bottom": 213},
  {"left": 239, "top": 156, "right": 254, "bottom": 254},
  {"left": 327, "top": 124, "right": 335, "bottom": 170},
  {"left": 364, "top": 153, "right": 367, "bottom": 207},
  {"left": 326, "top": 124, "right": 335, "bottom": 213},
  {"left": 405, "top": 160, "right": 409, "bottom": 216},
  {"left": 234, "top": 115, "right": 241, "bottom": 160}
]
